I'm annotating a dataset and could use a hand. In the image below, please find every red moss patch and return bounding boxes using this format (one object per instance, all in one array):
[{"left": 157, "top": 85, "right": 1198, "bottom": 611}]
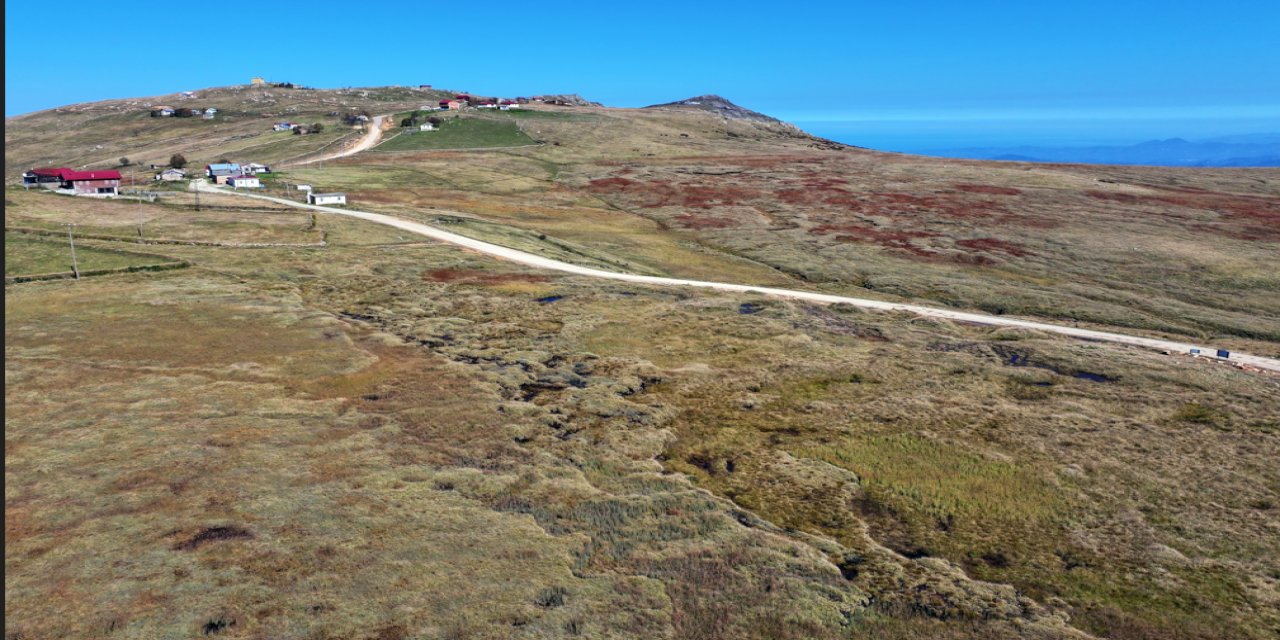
[
  {"left": 587, "top": 177, "right": 636, "bottom": 191},
  {"left": 811, "top": 223, "right": 940, "bottom": 256},
  {"left": 1086, "top": 190, "right": 1280, "bottom": 240},
  {"left": 954, "top": 184, "right": 1022, "bottom": 196}
]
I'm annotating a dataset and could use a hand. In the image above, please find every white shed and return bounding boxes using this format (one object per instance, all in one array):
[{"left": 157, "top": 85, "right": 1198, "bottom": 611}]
[
  {"left": 308, "top": 192, "right": 346, "bottom": 205},
  {"left": 419, "top": 122, "right": 436, "bottom": 131},
  {"left": 227, "top": 175, "right": 261, "bottom": 189}
]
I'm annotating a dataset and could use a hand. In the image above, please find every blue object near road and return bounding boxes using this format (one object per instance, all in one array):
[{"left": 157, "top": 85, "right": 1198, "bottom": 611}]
[
  {"left": 1217, "top": 349, "right": 1230, "bottom": 359},
  {"left": 535, "top": 295, "right": 563, "bottom": 304}
]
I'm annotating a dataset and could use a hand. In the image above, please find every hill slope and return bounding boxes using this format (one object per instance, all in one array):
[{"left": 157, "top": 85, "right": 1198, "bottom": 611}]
[{"left": 6, "top": 86, "right": 1280, "bottom": 640}]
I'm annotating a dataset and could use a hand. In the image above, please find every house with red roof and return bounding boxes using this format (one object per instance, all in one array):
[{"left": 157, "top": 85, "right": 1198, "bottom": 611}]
[{"left": 22, "top": 167, "right": 121, "bottom": 196}]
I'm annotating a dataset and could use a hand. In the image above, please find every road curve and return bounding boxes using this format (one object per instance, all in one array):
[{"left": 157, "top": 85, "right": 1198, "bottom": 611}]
[
  {"left": 199, "top": 182, "right": 1280, "bottom": 373},
  {"left": 288, "top": 115, "right": 386, "bottom": 166}
]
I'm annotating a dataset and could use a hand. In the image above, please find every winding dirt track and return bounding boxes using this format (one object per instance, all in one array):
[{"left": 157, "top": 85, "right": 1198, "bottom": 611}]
[
  {"left": 199, "top": 182, "right": 1280, "bottom": 374},
  {"left": 287, "top": 115, "right": 386, "bottom": 166}
]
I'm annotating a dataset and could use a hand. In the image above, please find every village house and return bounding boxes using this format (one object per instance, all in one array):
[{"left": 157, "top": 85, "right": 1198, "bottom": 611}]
[
  {"left": 226, "top": 175, "right": 261, "bottom": 189},
  {"left": 150, "top": 106, "right": 175, "bottom": 117},
  {"left": 251, "top": 77, "right": 265, "bottom": 85},
  {"left": 307, "top": 192, "right": 346, "bottom": 205},
  {"left": 419, "top": 84, "right": 432, "bottom": 89},
  {"left": 439, "top": 100, "right": 461, "bottom": 110},
  {"left": 23, "top": 167, "right": 121, "bottom": 196},
  {"left": 206, "top": 162, "right": 241, "bottom": 184},
  {"left": 155, "top": 168, "right": 187, "bottom": 181},
  {"left": 273, "top": 122, "right": 297, "bottom": 132},
  {"left": 206, "top": 162, "right": 241, "bottom": 176},
  {"left": 419, "top": 122, "right": 436, "bottom": 131},
  {"left": 242, "top": 162, "right": 272, "bottom": 174}
]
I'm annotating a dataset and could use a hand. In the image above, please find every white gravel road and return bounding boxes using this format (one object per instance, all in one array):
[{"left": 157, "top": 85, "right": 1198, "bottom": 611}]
[{"left": 197, "top": 182, "right": 1280, "bottom": 374}]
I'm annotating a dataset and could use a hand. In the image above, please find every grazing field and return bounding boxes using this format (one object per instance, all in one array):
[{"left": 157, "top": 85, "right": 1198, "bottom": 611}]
[
  {"left": 374, "top": 116, "right": 535, "bottom": 151},
  {"left": 6, "top": 86, "right": 1280, "bottom": 640},
  {"left": 5, "top": 233, "right": 168, "bottom": 276},
  {"left": 5, "top": 188, "right": 322, "bottom": 245}
]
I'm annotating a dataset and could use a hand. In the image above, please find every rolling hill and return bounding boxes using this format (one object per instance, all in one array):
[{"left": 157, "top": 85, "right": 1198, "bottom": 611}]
[{"left": 6, "top": 86, "right": 1280, "bottom": 640}]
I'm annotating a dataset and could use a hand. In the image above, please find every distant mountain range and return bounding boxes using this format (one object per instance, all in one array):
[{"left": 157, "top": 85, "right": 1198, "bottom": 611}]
[{"left": 926, "top": 133, "right": 1280, "bottom": 167}]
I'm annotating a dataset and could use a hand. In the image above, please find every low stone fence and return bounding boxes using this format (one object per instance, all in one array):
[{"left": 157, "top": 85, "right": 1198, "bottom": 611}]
[{"left": 5, "top": 225, "right": 327, "bottom": 248}]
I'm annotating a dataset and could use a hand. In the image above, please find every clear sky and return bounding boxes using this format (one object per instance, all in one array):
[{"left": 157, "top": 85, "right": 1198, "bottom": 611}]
[{"left": 6, "top": 1, "right": 1278, "bottom": 148}]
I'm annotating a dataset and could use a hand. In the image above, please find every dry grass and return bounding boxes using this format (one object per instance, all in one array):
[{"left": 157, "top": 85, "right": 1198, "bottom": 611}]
[{"left": 6, "top": 87, "right": 1280, "bottom": 640}]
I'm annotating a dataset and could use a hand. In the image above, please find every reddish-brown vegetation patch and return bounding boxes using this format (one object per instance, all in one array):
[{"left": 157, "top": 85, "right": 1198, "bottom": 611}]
[
  {"left": 422, "top": 268, "right": 550, "bottom": 285},
  {"left": 585, "top": 177, "right": 763, "bottom": 209},
  {"left": 810, "top": 223, "right": 940, "bottom": 256},
  {"left": 955, "top": 237, "right": 1033, "bottom": 257},
  {"left": 954, "top": 184, "right": 1022, "bottom": 196},
  {"left": 1086, "top": 189, "right": 1280, "bottom": 240},
  {"left": 587, "top": 177, "right": 636, "bottom": 190},
  {"left": 659, "top": 155, "right": 826, "bottom": 169}
]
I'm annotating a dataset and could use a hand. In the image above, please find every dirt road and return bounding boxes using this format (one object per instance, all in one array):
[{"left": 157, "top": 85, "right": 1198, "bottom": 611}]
[
  {"left": 288, "top": 115, "right": 386, "bottom": 166},
  {"left": 199, "top": 182, "right": 1280, "bottom": 374}
]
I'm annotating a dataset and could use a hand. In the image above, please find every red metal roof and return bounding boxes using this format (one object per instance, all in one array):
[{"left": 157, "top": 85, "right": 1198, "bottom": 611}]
[
  {"left": 61, "top": 169, "right": 122, "bottom": 181},
  {"left": 30, "top": 167, "right": 71, "bottom": 177}
]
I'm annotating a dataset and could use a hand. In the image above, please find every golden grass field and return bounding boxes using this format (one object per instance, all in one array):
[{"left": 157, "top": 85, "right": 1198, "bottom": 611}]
[{"left": 6, "top": 85, "right": 1280, "bottom": 640}]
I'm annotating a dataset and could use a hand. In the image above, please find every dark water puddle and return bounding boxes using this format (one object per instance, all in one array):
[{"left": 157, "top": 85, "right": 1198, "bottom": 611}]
[
  {"left": 739, "top": 302, "right": 764, "bottom": 315},
  {"left": 1007, "top": 352, "right": 1116, "bottom": 383},
  {"left": 535, "top": 295, "right": 563, "bottom": 304}
]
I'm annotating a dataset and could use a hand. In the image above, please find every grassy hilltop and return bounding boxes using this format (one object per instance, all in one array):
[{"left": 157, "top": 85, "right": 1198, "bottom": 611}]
[{"left": 6, "top": 86, "right": 1280, "bottom": 640}]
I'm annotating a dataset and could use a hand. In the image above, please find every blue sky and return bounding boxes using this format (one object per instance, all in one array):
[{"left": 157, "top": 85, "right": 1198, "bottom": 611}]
[{"left": 6, "top": 1, "right": 1278, "bottom": 148}]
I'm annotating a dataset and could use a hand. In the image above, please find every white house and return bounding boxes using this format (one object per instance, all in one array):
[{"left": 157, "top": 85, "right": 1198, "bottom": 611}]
[
  {"left": 242, "top": 162, "right": 272, "bottom": 174},
  {"left": 227, "top": 175, "right": 261, "bottom": 189},
  {"left": 155, "top": 168, "right": 187, "bottom": 181},
  {"left": 273, "top": 122, "right": 296, "bottom": 132},
  {"left": 294, "top": 183, "right": 313, "bottom": 191},
  {"left": 418, "top": 122, "right": 436, "bottom": 131},
  {"left": 307, "top": 192, "right": 346, "bottom": 205}
]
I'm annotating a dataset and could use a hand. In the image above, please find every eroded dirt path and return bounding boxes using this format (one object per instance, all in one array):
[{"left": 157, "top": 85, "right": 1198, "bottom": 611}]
[
  {"left": 200, "top": 182, "right": 1280, "bottom": 373},
  {"left": 287, "top": 115, "right": 387, "bottom": 166}
]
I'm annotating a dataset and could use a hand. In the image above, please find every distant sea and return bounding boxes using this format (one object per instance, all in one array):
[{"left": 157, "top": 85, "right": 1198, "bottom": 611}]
[{"left": 793, "top": 117, "right": 1280, "bottom": 166}]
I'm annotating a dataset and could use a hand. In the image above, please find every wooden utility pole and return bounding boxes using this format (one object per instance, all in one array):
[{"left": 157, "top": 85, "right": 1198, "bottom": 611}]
[{"left": 65, "top": 223, "right": 80, "bottom": 280}]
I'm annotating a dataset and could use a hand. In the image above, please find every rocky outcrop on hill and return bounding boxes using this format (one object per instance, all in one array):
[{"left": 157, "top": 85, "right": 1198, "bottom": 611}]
[
  {"left": 645, "top": 95, "right": 786, "bottom": 125},
  {"left": 540, "top": 94, "right": 602, "bottom": 107}
]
